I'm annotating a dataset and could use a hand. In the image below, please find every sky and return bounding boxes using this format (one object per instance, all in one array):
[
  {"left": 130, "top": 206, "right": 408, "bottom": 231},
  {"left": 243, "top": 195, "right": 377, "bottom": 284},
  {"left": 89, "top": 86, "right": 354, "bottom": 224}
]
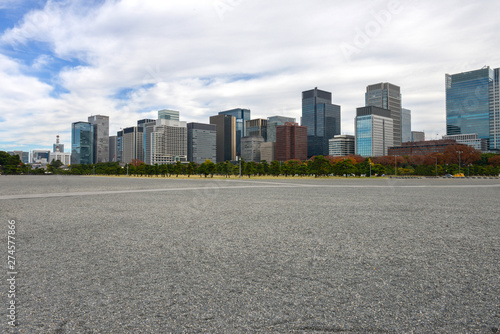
[{"left": 0, "top": 0, "right": 499, "bottom": 153}]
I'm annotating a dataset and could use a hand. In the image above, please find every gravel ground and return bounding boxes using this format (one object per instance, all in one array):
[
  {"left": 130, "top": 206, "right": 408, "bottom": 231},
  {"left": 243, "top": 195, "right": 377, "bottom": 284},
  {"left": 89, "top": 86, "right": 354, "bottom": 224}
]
[{"left": 1, "top": 175, "right": 499, "bottom": 333}]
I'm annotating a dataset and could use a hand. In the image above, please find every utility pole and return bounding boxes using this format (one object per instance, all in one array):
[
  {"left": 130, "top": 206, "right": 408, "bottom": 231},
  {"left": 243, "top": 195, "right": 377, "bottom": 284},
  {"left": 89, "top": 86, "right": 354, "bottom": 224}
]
[{"left": 457, "top": 151, "right": 463, "bottom": 174}]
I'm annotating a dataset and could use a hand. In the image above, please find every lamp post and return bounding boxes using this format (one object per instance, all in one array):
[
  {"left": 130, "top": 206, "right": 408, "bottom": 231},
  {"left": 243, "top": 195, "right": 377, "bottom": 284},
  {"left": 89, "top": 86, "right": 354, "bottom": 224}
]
[
  {"left": 434, "top": 156, "right": 438, "bottom": 177},
  {"left": 394, "top": 155, "right": 397, "bottom": 176},
  {"left": 457, "top": 151, "right": 463, "bottom": 174}
]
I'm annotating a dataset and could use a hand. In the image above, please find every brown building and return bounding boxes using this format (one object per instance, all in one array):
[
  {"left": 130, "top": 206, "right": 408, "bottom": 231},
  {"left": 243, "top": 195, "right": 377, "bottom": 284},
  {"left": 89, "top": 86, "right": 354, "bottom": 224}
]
[
  {"left": 276, "top": 123, "right": 307, "bottom": 161},
  {"left": 388, "top": 139, "right": 465, "bottom": 156}
]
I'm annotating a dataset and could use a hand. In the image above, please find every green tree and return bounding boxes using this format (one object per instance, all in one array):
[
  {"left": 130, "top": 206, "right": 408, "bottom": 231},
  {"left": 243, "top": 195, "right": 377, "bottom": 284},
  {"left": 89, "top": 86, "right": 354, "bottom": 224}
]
[
  {"left": 309, "top": 156, "right": 330, "bottom": 177},
  {"left": 269, "top": 160, "right": 281, "bottom": 176}
]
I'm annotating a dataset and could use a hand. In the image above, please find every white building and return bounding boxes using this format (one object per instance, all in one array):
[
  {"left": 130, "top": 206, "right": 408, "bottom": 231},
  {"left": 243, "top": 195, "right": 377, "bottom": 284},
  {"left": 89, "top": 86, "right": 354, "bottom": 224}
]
[
  {"left": 329, "top": 135, "right": 355, "bottom": 157},
  {"left": 151, "top": 120, "right": 187, "bottom": 164},
  {"left": 442, "top": 133, "right": 488, "bottom": 151}
]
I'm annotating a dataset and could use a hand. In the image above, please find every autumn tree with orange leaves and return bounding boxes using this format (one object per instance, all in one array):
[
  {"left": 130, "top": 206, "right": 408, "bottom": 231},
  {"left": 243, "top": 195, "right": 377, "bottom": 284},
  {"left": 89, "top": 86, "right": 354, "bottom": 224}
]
[{"left": 442, "top": 145, "right": 481, "bottom": 166}]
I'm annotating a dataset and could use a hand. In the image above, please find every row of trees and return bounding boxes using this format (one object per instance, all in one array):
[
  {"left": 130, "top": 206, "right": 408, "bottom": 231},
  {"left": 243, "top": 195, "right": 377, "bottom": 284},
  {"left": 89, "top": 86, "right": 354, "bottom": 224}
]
[{"left": 2, "top": 145, "right": 500, "bottom": 177}]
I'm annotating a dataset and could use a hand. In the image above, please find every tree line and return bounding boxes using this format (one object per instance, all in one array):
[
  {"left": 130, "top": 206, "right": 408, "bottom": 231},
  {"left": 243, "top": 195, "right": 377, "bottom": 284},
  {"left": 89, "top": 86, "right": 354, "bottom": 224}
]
[{"left": 2, "top": 145, "right": 499, "bottom": 177}]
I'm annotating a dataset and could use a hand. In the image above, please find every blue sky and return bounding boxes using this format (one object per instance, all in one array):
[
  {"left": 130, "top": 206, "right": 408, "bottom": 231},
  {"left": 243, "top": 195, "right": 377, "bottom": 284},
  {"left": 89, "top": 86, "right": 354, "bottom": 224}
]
[{"left": 1, "top": 0, "right": 499, "bottom": 153}]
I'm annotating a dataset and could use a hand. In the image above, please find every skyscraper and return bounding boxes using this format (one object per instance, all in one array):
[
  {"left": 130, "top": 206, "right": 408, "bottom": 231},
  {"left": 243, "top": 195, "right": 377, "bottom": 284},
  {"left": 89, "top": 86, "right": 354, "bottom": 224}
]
[
  {"left": 210, "top": 114, "right": 236, "bottom": 162},
  {"left": 245, "top": 119, "right": 267, "bottom": 141},
  {"left": 122, "top": 126, "right": 143, "bottom": 164},
  {"left": 187, "top": 122, "right": 217, "bottom": 164},
  {"left": 138, "top": 119, "right": 156, "bottom": 163},
  {"left": 109, "top": 135, "right": 117, "bottom": 162},
  {"left": 446, "top": 66, "right": 500, "bottom": 151},
  {"left": 88, "top": 115, "right": 109, "bottom": 163},
  {"left": 276, "top": 122, "right": 307, "bottom": 161},
  {"left": 218, "top": 108, "right": 251, "bottom": 156},
  {"left": 301, "top": 88, "right": 341, "bottom": 158},
  {"left": 401, "top": 108, "right": 411, "bottom": 143},
  {"left": 365, "top": 83, "right": 402, "bottom": 146},
  {"left": 151, "top": 120, "right": 187, "bottom": 164},
  {"left": 158, "top": 110, "right": 180, "bottom": 121},
  {"left": 116, "top": 130, "right": 123, "bottom": 163},
  {"left": 71, "top": 122, "right": 94, "bottom": 165},
  {"left": 355, "top": 106, "right": 394, "bottom": 157},
  {"left": 266, "top": 116, "right": 296, "bottom": 142}
]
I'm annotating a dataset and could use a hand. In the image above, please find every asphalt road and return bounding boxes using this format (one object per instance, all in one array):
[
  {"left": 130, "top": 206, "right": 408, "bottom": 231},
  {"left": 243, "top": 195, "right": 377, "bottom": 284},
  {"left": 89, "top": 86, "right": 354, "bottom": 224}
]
[{"left": 1, "top": 175, "right": 499, "bottom": 333}]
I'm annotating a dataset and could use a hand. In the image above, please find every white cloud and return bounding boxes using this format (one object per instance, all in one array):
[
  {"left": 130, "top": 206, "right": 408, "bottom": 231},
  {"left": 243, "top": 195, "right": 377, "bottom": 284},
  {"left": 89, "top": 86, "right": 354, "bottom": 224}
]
[{"left": 1, "top": 0, "right": 500, "bottom": 151}]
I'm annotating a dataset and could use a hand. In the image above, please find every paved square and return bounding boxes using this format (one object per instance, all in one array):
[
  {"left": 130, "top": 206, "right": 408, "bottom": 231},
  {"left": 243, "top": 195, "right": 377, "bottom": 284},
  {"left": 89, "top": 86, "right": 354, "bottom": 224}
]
[{"left": 1, "top": 176, "right": 499, "bottom": 332}]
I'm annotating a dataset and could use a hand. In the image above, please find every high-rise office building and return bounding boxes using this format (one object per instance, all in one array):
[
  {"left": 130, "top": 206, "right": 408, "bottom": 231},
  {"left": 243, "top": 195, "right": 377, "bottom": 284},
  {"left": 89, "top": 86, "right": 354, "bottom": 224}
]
[
  {"left": 151, "top": 120, "right": 187, "bottom": 164},
  {"left": 116, "top": 130, "right": 123, "bottom": 163},
  {"left": 329, "top": 135, "right": 355, "bottom": 157},
  {"left": 401, "top": 108, "right": 411, "bottom": 143},
  {"left": 218, "top": 108, "right": 251, "bottom": 156},
  {"left": 355, "top": 106, "right": 394, "bottom": 157},
  {"left": 267, "top": 116, "right": 296, "bottom": 142},
  {"left": 138, "top": 119, "right": 156, "bottom": 164},
  {"left": 158, "top": 109, "right": 180, "bottom": 121},
  {"left": 301, "top": 87, "right": 341, "bottom": 158},
  {"left": 241, "top": 136, "right": 265, "bottom": 162},
  {"left": 71, "top": 122, "right": 94, "bottom": 165},
  {"left": 109, "top": 135, "right": 117, "bottom": 162},
  {"left": 122, "top": 126, "right": 143, "bottom": 164},
  {"left": 88, "top": 115, "right": 109, "bottom": 163},
  {"left": 446, "top": 66, "right": 500, "bottom": 151},
  {"left": 210, "top": 114, "right": 236, "bottom": 162},
  {"left": 366, "top": 83, "right": 402, "bottom": 147},
  {"left": 245, "top": 119, "right": 267, "bottom": 141},
  {"left": 276, "top": 122, "right": 307, "bottom": 161},
  {"left": 187, "top": 122, "right": 217, "bottom": 164}
]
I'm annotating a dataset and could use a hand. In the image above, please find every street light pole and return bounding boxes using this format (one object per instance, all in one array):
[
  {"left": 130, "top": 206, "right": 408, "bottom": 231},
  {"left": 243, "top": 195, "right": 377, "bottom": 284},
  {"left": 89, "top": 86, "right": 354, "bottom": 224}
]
[
  {"left": 457, "top": 151, "right": 463, "bottom": 174},
  {"left": 434, "top": 157, "right": 438, "bottom": 177},
  {"left": 394, "top": 155, "right": 397, "bottom": 176}
]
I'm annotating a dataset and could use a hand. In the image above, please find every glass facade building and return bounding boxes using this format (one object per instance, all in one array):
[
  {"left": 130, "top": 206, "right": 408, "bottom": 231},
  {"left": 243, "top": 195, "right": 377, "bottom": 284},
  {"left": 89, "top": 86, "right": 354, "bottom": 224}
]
[
  {"left": 267, "top": 116, "right": 296, "bottom": 142},
  {"left": 366, "top": 83, "right": 402, "bottom": 146},
  {"left": 71, "top": 122, "right": 94, "bottom": 165},
  {"left": 245, "top": 119, "right": 267, "bottom": 141},
  {"left": 301, "top": 88, "right": 341, "bottom": 157},
  {"left": 446, "top": 66, "right": 500, "bottom": 151},
  {"left": 158, "top": 110, "right": 180, "bottom": 121},
  {"left": 355, "top": 106, "right": 393, "bottom": 157},
  {"left": 401, "top": 108, "right": 411, "bottom": 143},
  {"left": 219, "top": 108, "right": 251, "bottom": 156}
]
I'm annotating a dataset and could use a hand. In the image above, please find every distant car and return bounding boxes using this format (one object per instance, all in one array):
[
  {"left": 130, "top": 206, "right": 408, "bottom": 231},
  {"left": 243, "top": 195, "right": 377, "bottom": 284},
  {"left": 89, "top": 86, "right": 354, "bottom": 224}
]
[
  {"left": 444, "top": 174, "right": 453, "bottom": 178},
  {"left": 453, "top": 173, "right": 465, "bottom": 178}
]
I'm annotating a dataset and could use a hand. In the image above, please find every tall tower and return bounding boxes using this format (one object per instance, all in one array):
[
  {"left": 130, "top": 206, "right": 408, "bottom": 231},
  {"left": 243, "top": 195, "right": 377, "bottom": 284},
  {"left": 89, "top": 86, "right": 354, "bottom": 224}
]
[
  {"left": 446, "top": 66, "right": 500, "bottom": 151},
  {"left": 53, "top": 135, "right": 64, "bottom": 153},
  {"left": 301, "top": 87, "right": 341, "bottom": 158},
  {"left": 218, "top": 108, "right": 251, "bottom": 156},
  {"left": 71, "top": 122, "right": 94, "bottom": 165},
  {"left": 355, "top": 106, "right": 394, "bottom": 157},
  {"left": 210, "top": 114, "right": 236, "bottom": 162},
  {"left": 88, "top": 115, "right": 109, "bottom": 163},
  {"left": 276, "top": 122, "right": 307, "bottom": 161},
  {"left": 365, "top": 83, "right": 402, "bottom": 147}
]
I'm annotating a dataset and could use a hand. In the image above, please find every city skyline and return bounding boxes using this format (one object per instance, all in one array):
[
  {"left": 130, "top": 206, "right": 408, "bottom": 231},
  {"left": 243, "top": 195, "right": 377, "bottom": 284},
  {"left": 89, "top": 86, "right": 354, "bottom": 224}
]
[{"left": 1, "top": 1, "right": 499, "bottom": 152}]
